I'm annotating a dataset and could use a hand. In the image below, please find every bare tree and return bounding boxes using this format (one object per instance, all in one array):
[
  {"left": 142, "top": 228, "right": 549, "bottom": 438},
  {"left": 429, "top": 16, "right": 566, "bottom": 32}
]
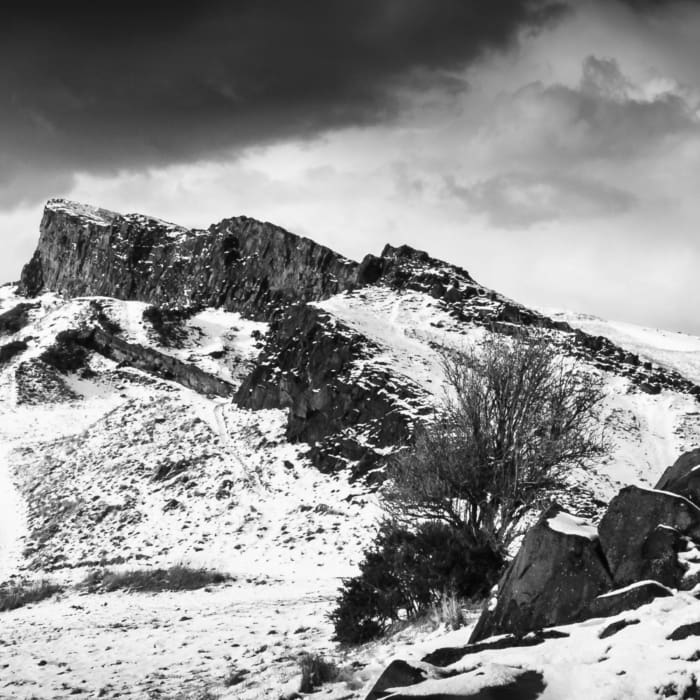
[{"left": 384, "top": 330, "right": 608, "bottom": 554}]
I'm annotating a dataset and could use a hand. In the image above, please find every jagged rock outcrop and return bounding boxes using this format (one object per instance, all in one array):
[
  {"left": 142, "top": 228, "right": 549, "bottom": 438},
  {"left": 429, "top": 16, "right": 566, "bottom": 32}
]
[
  {"left": 235, "top": 304, "right": 429, "bottom": 477},
  {"left": 19, "top": 199, "right": 359, "bottom": 320},
  {"left": 468, "top": 470, "right": 700, "bottom": 647},
  {"left": 468, "top": 505, "right": 612, "bottom": 643},
  {"left": 598, "top": 485, "right": 700, "bottom": 588},
  {"left": 43, "top": 326, "right": 235, "bottom": 398},
  {"left": 14, "top": 198, "right": 700, "bottom": 480}
]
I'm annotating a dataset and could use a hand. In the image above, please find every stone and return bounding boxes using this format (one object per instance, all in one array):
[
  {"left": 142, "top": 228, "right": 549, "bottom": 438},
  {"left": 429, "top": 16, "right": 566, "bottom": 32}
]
[
  {"left": 667, "top": 621, "right": 700, "bottom": 641},
  {"left": 598, "top": 618, "right": 640, "bottom": 639},
  {"left": 469, "top": 505, "right": 612, "bottom": 643},
  {"left": 655, "top": 448, "right": 700, "bottom": 507},
  {"left": 598, "top": 485, "right": 700, "bottom": 587},
  {"left": 364, "top": 659, "right": 426, "bottom": 700},
  {"left": 18, "top": 199, "right": 360, "bottom": 321},
  {"left": 585, "top": 581, "right": 673, "bottom": 619},
  {"left": 423, "top": 629, "right": 568, "bottom": 668},
  {"left": 372, "top": 668, "right": 546, "bottom": 700}
]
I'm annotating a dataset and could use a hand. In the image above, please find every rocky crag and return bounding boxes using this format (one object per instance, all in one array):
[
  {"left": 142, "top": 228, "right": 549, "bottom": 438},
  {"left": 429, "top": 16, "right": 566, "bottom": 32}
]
[{"left": 13, "top": 199, "right": 700, "bottom": 480}]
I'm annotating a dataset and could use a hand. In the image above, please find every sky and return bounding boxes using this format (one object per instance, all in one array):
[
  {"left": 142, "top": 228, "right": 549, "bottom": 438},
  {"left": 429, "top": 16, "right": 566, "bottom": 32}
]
[{"left": 2, "top": 0, "right": 700, "bottom": 334}]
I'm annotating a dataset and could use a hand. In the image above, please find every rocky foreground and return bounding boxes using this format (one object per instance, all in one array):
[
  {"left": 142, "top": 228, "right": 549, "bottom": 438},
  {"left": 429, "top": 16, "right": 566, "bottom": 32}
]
[{"left": 365, "top": 449, "right": 700, "bottom": 699}]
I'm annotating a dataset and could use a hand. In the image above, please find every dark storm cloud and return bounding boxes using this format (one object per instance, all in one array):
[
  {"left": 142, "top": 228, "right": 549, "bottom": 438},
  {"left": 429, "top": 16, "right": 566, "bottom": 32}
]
[{"left": 0, "top": 0, "right": 567, "bottom": 208}]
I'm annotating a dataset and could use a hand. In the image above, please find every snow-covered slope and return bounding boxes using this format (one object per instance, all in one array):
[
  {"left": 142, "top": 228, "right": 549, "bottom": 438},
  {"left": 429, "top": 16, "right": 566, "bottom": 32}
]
[
  {"left": 1, "top": 200, "right": 699, "bottom": 698},
  {"left": 546, "top": 308, "right": 700, "bottom": 386}
]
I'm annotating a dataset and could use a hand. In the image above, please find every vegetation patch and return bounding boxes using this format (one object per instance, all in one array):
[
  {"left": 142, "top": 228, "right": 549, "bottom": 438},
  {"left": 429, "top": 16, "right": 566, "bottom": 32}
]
[
  {"left": 0, "top": 338, "right": 28, "bottom": 365},
  {"left": 142, "top": 305, "right": 199, "bottom": 347},
  {"left": 299, "top": 653, "right": 341, "bottom": 693},
  {"left": 0, "top": 579, "right": 62, "bottom": 612},
  {"left": 330, "top": 520, "right": 502, "bottom": 644},
  {"left": 0, "top": 302, "right": 38, "bottom": 335},
  {"left": 40, "top": 329, "right": 91, "bottom": 373},
  {"left": 80, "top": 565, "right": 232, "bottom": 593}
]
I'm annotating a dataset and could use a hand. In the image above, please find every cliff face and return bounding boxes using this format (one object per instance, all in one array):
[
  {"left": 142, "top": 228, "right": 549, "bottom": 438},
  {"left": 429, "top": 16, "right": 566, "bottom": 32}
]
[
  {"left": 14, "top": 198, "right": 700, "bottom": 479},
  {"left": 19, "top": 199, "right": 359, "bottom": 320}
]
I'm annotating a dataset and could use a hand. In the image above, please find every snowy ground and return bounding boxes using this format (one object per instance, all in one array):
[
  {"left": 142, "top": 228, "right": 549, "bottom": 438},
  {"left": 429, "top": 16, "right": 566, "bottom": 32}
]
[{"left": 1, "top": 285, "right": 700, "bottom": 698}]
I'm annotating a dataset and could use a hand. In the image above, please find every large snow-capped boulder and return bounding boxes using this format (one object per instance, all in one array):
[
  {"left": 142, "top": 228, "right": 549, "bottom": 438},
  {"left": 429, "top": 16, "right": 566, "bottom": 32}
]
[
  {"left": 469, "top": 505, "right": 611, "bottom": 643},
  {"left": 655, "top": 448, "right": 700, "bottom": 507},
  {"left": 598, "top": 485, "right": 700, "bottom": 588}
]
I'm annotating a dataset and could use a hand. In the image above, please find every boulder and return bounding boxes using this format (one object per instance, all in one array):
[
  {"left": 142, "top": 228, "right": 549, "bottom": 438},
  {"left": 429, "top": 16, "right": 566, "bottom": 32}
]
[
  {"left": 371, "top": 667, "right": 546, "bottom": 700},
  {"left": 423, "top": 629, "right": 568, "bottom": 668},
  {"left": 469, "top": 505, "right": 612, "bottom": 643},
  {"left": 655, "top": 448, "right": 700, "bottom": 507},
  {"left": 598, "top": 485, "right": 700, "bottom": 587},
  {"left": 584, "top": 580, "right": 673, "bottom": 620},
  {"left": 364, "top": 660, "right": 426, "bottom": 700}
]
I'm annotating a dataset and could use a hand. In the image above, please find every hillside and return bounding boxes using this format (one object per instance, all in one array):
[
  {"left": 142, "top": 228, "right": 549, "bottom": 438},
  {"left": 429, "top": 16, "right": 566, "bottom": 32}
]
[{"left": 0, "top": 199, "right": 699, "bottom": 698}]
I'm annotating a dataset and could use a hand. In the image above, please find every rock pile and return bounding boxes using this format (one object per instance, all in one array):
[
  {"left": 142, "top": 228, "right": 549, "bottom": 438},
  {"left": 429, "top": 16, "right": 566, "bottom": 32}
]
[{"left": 365, "top": 449, "right": 700, "bottom": 699}]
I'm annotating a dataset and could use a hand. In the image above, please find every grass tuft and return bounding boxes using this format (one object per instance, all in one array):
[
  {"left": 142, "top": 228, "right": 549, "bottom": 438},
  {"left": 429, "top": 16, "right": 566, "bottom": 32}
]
[
  {"left": 0, "top": 579, "right": 62, "bottom": 612},
  {"left": 299, "top": 653, "right": 340, "bottom": 693},
  {"left": 80, "top": 565, "right": 231, "bottom": 593}
]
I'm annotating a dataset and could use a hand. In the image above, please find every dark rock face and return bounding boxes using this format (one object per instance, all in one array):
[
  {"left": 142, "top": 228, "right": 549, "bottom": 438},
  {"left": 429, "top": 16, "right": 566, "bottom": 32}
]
[
  {"left": 598, "top": 485, "right": 700, "bottom": 588},
  {"left": 89, "top": 328, "right": 235, "bottom": 397},
  {"left": 40, "top": 325, "right": 235, "bottom": 398},
  {"left": 656, "top": 448, "right": 700, "bottom": 507},
  {"left": 585, "top": 581, "right": 673, "bottom": 620},
  {"left": 469, "top": 505, "right": 612, "bottom": 643},
  {"left": 18, "top": 200, "right": 359, "bottom": 321},
  {"left": 235, "top": 304, "right": 428, "bottom": 477},
  {"left": 14, "top": 198, "right": 700, "bottom": 480}
]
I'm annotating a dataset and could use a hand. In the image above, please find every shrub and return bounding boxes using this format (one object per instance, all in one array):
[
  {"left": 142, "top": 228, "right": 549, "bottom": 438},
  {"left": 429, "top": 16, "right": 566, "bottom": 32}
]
[
  {"left": 40, "top": 330, "right": 90, "bottom": 373},
  {"left": 299, "top": 653, "right": 339, "bottom": 693},
  {"left": 143, "top": 305, "right": 198, "bottom": 347},
  {"left": 0, "top": 338, "right": 28, "bottom": 365},
  {"left": 90, "top": 300, "right": 122, "bottom": 335},
  {"left": 385, "top": 331, "right": 607, "bottom": 554},
  {"left": 80, "top": 565, "right": 231, "bottom": 593},
  {"left": 0, "top": 302, "right": 37, "bottom": 334},
  {"left": 0, "top": 579, "right": 62, "bottom": 612},
  {"left": 330, "top": 521, "right": 502, "bottom": 644}
]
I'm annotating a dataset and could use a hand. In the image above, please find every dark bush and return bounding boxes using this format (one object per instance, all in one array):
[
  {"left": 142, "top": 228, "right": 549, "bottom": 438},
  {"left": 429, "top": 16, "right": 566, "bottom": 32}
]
[
  {"left": 40, "top": 330, "right": 90, "bottom": 373},
  {"left": 143, "top": 305, "right": 198, "bottom": 347},
  {"left": 89, "top": 300, "right": 122, "bottom": 335},
  {"left": 0, "top": 339, "right": 28, "bottom": 364},
  {"left": 329, "top": 521, "right": 503, "bottom": 644},
  {"left": 0, "top": 302, "right": 37, "bottom": 335}
]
